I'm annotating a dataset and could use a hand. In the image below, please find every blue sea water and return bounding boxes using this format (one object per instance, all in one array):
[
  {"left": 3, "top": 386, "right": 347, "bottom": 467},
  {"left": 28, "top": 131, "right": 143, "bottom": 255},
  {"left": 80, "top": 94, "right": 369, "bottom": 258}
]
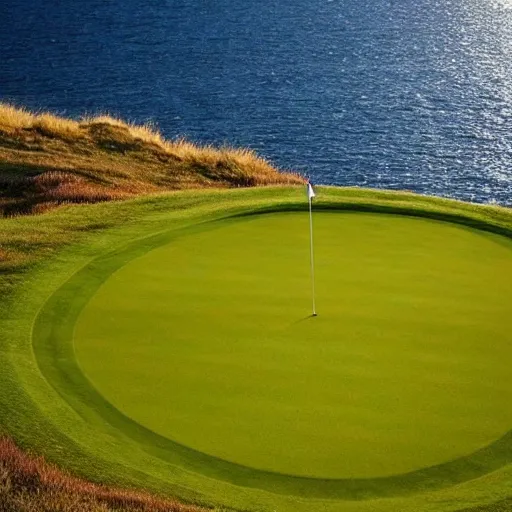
[{"left": 1, "top": 0, "right": 511, "bottom": 205}]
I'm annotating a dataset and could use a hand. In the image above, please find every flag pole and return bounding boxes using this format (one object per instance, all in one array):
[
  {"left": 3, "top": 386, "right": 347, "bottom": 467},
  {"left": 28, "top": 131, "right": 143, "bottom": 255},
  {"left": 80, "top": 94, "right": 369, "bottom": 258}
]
[{"left": 308, "top": 183, "right": 317, "bottom": 317}]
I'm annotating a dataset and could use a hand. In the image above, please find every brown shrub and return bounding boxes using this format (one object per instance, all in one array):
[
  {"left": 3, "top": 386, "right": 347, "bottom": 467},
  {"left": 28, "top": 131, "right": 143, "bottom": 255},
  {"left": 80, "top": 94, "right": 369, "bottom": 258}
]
[{"left": 0, "top": 437, "right": 206, "bottom": 512}]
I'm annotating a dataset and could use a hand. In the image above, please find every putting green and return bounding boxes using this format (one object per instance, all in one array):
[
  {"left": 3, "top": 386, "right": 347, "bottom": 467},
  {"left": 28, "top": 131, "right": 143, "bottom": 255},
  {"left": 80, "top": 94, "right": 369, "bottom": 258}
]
[{"left": 73, "top": 211, "right": 512, "bottom": 480}]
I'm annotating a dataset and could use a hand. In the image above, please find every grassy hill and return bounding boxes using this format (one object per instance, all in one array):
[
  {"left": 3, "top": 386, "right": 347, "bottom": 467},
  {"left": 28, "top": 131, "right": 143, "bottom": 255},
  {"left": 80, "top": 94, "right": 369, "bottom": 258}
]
[{"left": 0, "top": 103, "right": 303, "bottom": 216}]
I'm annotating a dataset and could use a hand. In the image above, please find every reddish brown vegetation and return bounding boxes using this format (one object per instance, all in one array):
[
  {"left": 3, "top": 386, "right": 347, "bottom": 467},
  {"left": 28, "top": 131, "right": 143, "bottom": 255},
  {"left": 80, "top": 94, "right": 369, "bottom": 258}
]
[
  {"left": 0, "top": 171, "right": 134, "bottom": 216},
  {"left": 0, "top": 103, "right": 304, "bottom": 216},
  {"left": 0, "top": 437, "right": 206, "bottom": 512}
]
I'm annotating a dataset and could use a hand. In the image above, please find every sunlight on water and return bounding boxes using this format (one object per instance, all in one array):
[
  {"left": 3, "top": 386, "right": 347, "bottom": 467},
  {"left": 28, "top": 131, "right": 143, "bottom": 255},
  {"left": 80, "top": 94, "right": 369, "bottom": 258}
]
[
  {"left": 1, "top": 0, "right": 512, "bottom": 205},
  {"left": 491, "top": 0, "right": 512, "bottom": 8}
]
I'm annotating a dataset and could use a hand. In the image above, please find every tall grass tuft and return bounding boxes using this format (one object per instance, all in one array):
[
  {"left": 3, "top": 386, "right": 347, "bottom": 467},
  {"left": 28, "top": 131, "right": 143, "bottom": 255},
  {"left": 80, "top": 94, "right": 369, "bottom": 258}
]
[
  {"left": 0, "top": 104, "right": 34, "bottom": 132},
  {"left": 82, "top": 115, "right": 167, "bottom": 147},
  {"left": 0, "top": 437, "right": 205, "bottom": 512},
  {"left": 32, "top": 113, "right": 85, "bottom": 140}
]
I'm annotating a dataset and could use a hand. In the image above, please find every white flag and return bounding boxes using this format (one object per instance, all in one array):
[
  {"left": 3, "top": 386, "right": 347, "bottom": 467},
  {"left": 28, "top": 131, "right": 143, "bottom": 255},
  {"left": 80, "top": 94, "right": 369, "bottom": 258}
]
[{"left": 307, "top": 182, "right": 315, "bottom": 200}]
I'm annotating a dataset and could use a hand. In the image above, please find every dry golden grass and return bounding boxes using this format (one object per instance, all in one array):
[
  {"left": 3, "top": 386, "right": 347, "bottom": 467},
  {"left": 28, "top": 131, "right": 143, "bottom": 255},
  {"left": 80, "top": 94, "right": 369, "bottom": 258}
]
[
  {"left": 0, "top": 437, "right": 206, "bottom": 512},
  {"left": 33, "top": 113, "right": 86, "bottom": 140},
  {"left": 0, "top": 104, "right": 34, "bottom": 132},
  {"left": 83, "top": 114, "right": 167, "bottom": 147},
  {"left": 0, "top": 103, "right": 304, "bottom": 215}
]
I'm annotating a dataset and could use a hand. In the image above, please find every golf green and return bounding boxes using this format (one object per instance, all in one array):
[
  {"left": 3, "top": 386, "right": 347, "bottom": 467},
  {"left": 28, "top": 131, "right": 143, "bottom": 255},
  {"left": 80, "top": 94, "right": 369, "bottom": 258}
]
[{"left": 74, "top": 212, "right": 512, "bottom": 480}]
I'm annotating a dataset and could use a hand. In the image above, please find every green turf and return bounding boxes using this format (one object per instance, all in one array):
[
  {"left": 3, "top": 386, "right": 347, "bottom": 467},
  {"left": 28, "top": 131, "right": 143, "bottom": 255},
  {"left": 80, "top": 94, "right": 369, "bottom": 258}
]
[
  {"left": 2, "top": 186, "right": 512, "bottom": 511},
  {"left": 74, "top": 212, "right": 512, "bottom": 480}
]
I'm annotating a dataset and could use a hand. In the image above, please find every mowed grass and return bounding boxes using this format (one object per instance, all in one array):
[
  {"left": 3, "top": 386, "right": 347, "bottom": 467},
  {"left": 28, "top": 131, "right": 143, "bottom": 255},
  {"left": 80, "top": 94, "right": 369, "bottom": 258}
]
[
  {"left": 74, "top": 212, "right": 512, "bottom": 480},
  {"left": 2, "top": 186, "right": 512, "bottom": 511}
]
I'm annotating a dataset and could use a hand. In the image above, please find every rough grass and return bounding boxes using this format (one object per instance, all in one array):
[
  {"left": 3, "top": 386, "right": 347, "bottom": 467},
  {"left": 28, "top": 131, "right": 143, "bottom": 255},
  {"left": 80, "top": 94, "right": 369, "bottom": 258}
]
[
  {"left": 0, "top": 437, "right": 205, "bottom": 512},
  {"left": 0, "top": 103, "right": 303, "bottom": 216}
]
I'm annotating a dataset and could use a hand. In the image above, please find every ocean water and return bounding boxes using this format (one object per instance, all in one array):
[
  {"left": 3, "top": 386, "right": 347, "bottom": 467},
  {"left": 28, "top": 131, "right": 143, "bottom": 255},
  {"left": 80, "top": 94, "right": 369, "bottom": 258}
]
[{"left": 1, "top": 0, "right": 511, "bottom": 205}]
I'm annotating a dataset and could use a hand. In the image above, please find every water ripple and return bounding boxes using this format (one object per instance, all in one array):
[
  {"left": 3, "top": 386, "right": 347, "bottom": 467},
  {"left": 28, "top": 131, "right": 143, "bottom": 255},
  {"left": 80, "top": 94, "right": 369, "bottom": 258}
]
[{"left": 0, "top": 0, "right": 511, "bottom": 205}]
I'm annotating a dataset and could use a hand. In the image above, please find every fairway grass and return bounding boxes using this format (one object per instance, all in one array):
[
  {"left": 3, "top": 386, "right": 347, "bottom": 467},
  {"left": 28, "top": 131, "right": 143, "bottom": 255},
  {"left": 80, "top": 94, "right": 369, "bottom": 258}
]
[{"left": 2, "top": 186, "right": 512, "bottom": 512}]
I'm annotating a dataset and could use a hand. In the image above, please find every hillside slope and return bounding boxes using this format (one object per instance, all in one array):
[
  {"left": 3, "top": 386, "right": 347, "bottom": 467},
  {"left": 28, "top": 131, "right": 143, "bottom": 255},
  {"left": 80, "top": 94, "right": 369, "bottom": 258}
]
[{"left": 0, "top": 104, "right": 303, "bottom": 215}]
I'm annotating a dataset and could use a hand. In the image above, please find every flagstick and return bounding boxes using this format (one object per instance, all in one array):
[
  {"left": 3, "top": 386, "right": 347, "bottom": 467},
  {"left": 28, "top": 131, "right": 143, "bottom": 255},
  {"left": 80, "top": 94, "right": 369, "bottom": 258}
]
[{"left": 308, "top": 194, "right": 317, "bottom": 317}]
